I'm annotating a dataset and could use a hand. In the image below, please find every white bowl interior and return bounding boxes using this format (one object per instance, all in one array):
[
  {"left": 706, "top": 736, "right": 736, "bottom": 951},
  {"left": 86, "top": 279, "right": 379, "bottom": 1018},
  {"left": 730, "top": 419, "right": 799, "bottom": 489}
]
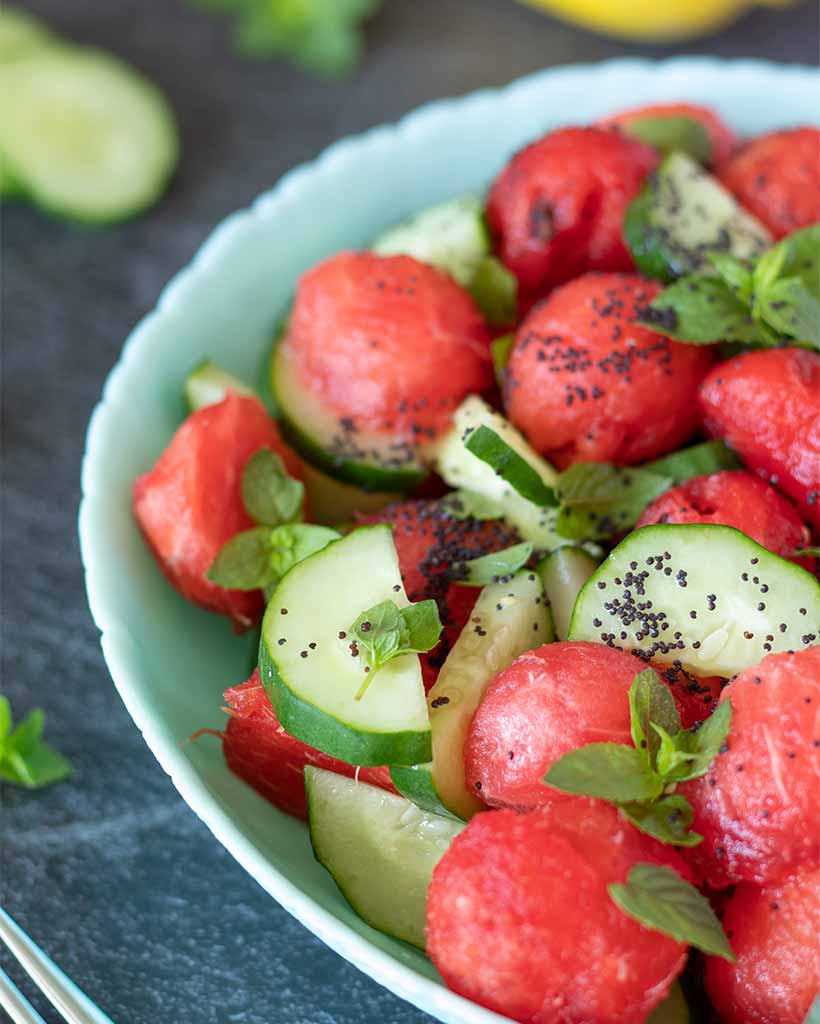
[{"left": 80, "top": 58, "right": 819, "bottom": 1024}]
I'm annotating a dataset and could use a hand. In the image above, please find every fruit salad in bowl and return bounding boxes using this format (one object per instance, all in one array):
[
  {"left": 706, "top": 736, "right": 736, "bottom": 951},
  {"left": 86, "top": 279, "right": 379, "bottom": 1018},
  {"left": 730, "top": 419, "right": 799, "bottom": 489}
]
[{"left": 83, "top": 62, "right": 820, "bottom": 1024}]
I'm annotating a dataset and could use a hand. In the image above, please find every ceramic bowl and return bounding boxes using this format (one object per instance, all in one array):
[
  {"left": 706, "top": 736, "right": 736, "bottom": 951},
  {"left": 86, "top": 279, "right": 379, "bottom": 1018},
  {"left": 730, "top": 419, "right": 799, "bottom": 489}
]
[{"left": 80, "top": 58, "right": 818, "bottom": 1024}]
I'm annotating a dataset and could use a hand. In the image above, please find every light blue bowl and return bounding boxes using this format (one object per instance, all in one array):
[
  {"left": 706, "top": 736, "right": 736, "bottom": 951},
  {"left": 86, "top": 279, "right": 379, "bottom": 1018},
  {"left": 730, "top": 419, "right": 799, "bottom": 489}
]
[{"left": 80, "top": 59, "right": 819, "bottom": 1024}]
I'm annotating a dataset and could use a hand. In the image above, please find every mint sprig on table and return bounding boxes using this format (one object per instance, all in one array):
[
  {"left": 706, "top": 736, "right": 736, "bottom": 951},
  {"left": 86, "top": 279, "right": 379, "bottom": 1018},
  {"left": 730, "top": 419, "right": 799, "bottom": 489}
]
[
  {"left": 349, "top": 599, "right": 442, "bottom": 699},
  {"left": 544, "top": 668, "right": 732, "bottom": 846},
  {"left": 0, "top": 697, "right": 71, "bottom": 789},
  {"left": 208, "top": 447, "right": 338, "bottom": 594},
  {"left": 636, "top": 225, "right": 820, "bottom": 350},
  {"left": 190, "top": 0, "right": 383, "bottom": 77}
]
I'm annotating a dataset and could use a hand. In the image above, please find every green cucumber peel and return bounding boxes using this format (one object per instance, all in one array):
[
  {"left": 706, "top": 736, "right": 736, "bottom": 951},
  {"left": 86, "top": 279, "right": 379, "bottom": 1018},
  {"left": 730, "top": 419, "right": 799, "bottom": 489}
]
[{"left": 464, "top": 425, "right": 557, "bottom": 508}]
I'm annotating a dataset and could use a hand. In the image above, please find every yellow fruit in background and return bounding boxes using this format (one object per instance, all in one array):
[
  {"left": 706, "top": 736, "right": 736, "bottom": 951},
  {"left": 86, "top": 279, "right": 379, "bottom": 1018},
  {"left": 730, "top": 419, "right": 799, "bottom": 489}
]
[{"left": 517, "top": 0, "right": 793, "bottom": 41}]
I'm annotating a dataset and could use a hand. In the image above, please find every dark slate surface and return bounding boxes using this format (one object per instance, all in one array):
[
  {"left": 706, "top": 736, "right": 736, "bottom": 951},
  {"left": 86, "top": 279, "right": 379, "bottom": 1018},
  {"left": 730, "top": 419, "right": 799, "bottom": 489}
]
[{"left": 1, "top": 1, "right": 817, "bottom": 1021}]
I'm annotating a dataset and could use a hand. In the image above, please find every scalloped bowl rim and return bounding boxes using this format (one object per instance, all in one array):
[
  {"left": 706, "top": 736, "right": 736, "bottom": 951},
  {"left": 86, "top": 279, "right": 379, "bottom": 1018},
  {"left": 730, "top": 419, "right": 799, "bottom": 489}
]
[{"left": 80, "top": 58, "right": 819, "bottom": 1024}]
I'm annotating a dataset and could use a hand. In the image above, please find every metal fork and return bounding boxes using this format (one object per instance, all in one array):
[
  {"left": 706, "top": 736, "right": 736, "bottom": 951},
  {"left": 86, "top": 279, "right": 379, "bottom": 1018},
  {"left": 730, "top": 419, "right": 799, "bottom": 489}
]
[{"left": 0, "top": 908, "right": 116, "bottom": 1024}]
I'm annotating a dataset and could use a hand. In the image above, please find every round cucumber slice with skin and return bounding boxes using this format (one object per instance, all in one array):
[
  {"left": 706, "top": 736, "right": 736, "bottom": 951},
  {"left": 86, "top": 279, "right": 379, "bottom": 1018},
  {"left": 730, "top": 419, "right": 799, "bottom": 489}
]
[
  {"left": 432, "top": 395, "right": 565, "bottom": 553},
  {"left": 272, "top": 343, "right": 427, "bottom": 492},
  {"left": 306, "top": 767, "right": 462, "bottom": 950},
  {"left": 539, "top": 546, "right": 598, "bottom": 641},
  {"left": 624, "top": 151, "right": 771, "bottom": 281},
  {"left": 259, "top": 525, "right": 431, "bottom": 766},
  {"left": 427, "top": 569, "right": 553, "bottom": 820},
  {"left": 569, "top": 524, "right": 820, "bottom": 678},
  {"left": 372, "top": 196, "right": 490, "bottom": 287},
  {"left": 184, "top": 360, "right": 255, "bottom": 413},
  {"left": 0, "top": 48, "right": 178, "bottom": 224}
]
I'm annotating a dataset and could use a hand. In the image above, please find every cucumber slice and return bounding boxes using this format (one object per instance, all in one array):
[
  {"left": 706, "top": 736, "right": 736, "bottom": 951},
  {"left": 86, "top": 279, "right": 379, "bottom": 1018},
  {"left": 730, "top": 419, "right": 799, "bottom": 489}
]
[
  {"left": 432, "top": 395, "right": 564, "bottom": 553},
  {"left": 539, "top": 546, "right": 598, "bottom": 641},
  {"left": 624, "top": 152, "right": 771, "bottom": 281},
  {"left": 427, "top": 569, "right": 553, "bottom": 819},
  {"left": 259, "top": 525, "right": 431, "bottom": 765},
  {"left": 388, "top": 762, "right": 460, "bottom": 821},
  {"left": 0, "top": 8, "right": 54, "bottom": 62},
  {"left": 569, "top": 524, "right": 820, "bottom": 678},
  {"left": 647, "top": 982, "right": 690, "bottom": 1024},
  {"left": 372, "top": 197, "right": 489, "bottom": 287},
  {"left": 0, "top": 48, "right": 178, "bottom": 223},
  {"left": 306, "top": 767, "right": 462, "bottom": 949},
  {"left": 272, "top": 343, "right": 427, "bottom": 492},
  {"left": 184, "top": 360, "right": 254, "bottom": 412}
]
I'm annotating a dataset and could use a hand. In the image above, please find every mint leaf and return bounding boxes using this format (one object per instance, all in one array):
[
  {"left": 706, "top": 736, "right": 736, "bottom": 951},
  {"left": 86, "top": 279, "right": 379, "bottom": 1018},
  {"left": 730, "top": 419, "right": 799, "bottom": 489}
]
[
  {"left": 544, "top": 743, "right": 663, "bottom": 803},
  {"left": 471, "top": 258, "right": 517, "bottom": 327},
  {"left": 643, "top": 439, "right": 741, "bottom": 481},
  {"left": 207, "top": 526, "right": 277, "bottom": 589},
  {"left": 555, "top": 463, "right": 672, "bottom": 541},
  {"left": 350, "top": 598, "right": 442, "bottom": 698},
  {"left": 629, "top": 669, "right": 681, "bottom": 769},
  {"left": 208, "top": 524, "right": 339, "bottom": 591},
  {"left": 241, "top": 448, "right": 304, "bottom": 526},
  {"left": 753, "top": 239, "right": 788, "bottom": 296},
  {"left": 609, "top": 863, "right": 735, "bottom": 960},
  {"left": 454, "top": 542, "right": 533, "bottom": 586},
  {"left": 636, "top": 276, "right": 762, "bottom": 345},
  {"left": 654, "top": 700, "right": 732, "bottom": 783},
  {"left": 621, "top": 795, "right": 701, "bottom": 847},
  {"left": 439, "top": 490, "right": 507, "bottom": 522},
  {"left": 490, "top": 332, "right": 515, "bottom": 387},
  {"left": 621, "top": 115, "right": 712, "bottom": 165},
  {"left": 0, "top": 701, "right": 71, "bottom": 790},
  {"left": 709, "top": 253, "right": 754, "bottom": 301},
  {"left": 758, "top": 277, "right": 820, "bottom": 349},
  {"left": 464, "top": 425, "right": 556, "bottom": 508}
]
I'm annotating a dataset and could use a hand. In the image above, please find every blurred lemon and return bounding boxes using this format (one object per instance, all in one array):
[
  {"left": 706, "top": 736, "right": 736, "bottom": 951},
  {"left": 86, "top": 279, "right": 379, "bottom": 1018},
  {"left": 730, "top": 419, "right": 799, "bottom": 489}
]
[{"left": 517, "top": 0, "right": 793, "bottom": 41}]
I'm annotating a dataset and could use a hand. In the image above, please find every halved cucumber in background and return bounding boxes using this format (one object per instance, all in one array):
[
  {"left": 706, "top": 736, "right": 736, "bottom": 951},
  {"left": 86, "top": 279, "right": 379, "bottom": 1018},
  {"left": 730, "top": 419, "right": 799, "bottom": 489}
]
[
  {"left": 272, "top": 343, "right": 427, "bottom": 492},
  {"left": 569, "top": 524, "right": 820, "bottom": 677},
  {"left": 539, "top": 546, "right": 598, "bottom": 641},
  {"left": 624, "top": 151, "right": 771, "bottom": 281},
  {"left": 184, "top": 360, "right": 255, "bottom": 413},
  {"left": 426, "top": 569, "right": 552, "bottom": 820},
  {"left": 0, "top": 47, "right": 178, "bottom": 223},
  {"left": 306, "top": 767, "right": 462, "bottom": 949},
  {"left": 259, "top": 525, "right": 431, "bottom": 766},
  {"left": 433, "top": 395, "right": 564, "bottom": 552}
]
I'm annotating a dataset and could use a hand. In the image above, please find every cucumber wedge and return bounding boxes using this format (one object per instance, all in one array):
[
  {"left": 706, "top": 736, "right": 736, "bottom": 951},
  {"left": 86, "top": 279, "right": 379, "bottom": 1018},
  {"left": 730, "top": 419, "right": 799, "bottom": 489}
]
[
  {"left": 259, "top": 525, "right": 431, "bottom": 766},
  {"left": 388, "top": 762, "right": 460, "bottom": 821},
  {"left": 0, "top": 48, "right": 178, "bottom": 223},
  {"left": 306, "top": 767, "right": 462, "bottom": 949},
  {"left": 624, "top": 152, "right": 771, "bottom": 281},
  {"left": 539, "top": 546, "right": 598, "bottom": 641},
  {"left": 432, "top": 395, "right": 564, "bottom": 553},
  {"left": 272, "top": 342, "right": 427, "bottom": 492},
  {"left": 569, "top": 524, "right": 820, "bottom": 678},
  {"left": 373, "top": 197, "right": 489, "bottom": 287},
  {"left": 184, "top": 360, "right": 255, "bottom": 412},
  {"left": 0, "top": 8, "right": 54, "bottom": 62},
  {"left": 427, "top": 569, "right": 553, "bottom": 819}
]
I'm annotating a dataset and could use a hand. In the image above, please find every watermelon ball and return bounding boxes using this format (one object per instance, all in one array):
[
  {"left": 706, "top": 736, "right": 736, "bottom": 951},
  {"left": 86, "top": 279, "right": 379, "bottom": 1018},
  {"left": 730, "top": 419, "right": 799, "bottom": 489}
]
[
  {"left": 705, "top": 864, "right": 820, "bottom": 1024},
  {"left": 486, "top": 127, "right": 658, "bottom": 301},
  {"left": 636, "top": 470, "right": 814, "bottom": 568},
  {"left": 681, "top": 647, "right": 820, "bottom": 889},
  {"left": 698, "top": 348, "right": 820, "bottom": 530},
  {"left": 222, "top": 671, "right": 394, "bottom": 819},
  {"left": 464, "top": 641, "right": 659, "bottom": 811},
  {"left": 719, "top": 127, "right": 820, "bottom": 238},
  {"left": 357, "top": 500, "right": 519, "bottom": 689},
  {"left": 133, "top": 393, "right": 303, "bottom": 631},
  {"left": 504, "top": 273, "right": 713, "bottom": 468},
  {"left": 280, "top": 250, "right": 492, "bottom": 442},
  {"left": 599, "top": 102, "right": 737, "bottom": 167},
  {"left": 426, "top": 797, "right": 690, "bottom": 1024}
]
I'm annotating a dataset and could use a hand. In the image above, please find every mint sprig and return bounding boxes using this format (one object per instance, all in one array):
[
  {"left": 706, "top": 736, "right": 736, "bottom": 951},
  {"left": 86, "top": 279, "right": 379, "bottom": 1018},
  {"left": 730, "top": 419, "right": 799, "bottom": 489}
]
[
  {"left": 609, "top": 863, "right": 735, "bottom": 960},
  {"left": 544, "top": 669, "right": 732, "bottom": 846},
  {"left": 241, "top": 447, "right": 304, "bottom": 526},
  {"left": 453, "top": 542, "right": 533, "bottom": 586},
  {"left": 439, "top": 490, "right": 507, "bottom": 522},
  {"left": 554, "top": 463, "right": 672, "bottom": 541},
  {"left": 636, "top": 225, "right": 820, "bottom": 350},
  {"left": 643, "top": 439, "right": 741, "bottom": 482},
  {"left": 208, "top": 523, "right": 340, "bottom": 594},
  {"left": 0, "top": 697, "right": 71, "bottom": 789},
  {"left": 349, "top": 598, "right": 442, "bottom": 699}
]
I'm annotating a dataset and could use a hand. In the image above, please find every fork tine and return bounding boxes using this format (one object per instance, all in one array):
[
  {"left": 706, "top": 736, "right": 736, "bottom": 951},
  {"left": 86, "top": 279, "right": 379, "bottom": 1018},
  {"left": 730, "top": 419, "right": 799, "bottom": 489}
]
[
  {"left": 0, "top": 908, "right": 117, "bottom": 1024},
  {"left": 0, "top": 965, "right": 48, "bottom": 1024}
]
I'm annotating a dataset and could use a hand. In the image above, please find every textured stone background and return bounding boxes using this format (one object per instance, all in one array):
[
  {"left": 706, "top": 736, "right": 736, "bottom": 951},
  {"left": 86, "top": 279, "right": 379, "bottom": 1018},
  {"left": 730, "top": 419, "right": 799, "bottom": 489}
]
[{"left": 2, "top": 1, "right": 817, "bottom": 1021}]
